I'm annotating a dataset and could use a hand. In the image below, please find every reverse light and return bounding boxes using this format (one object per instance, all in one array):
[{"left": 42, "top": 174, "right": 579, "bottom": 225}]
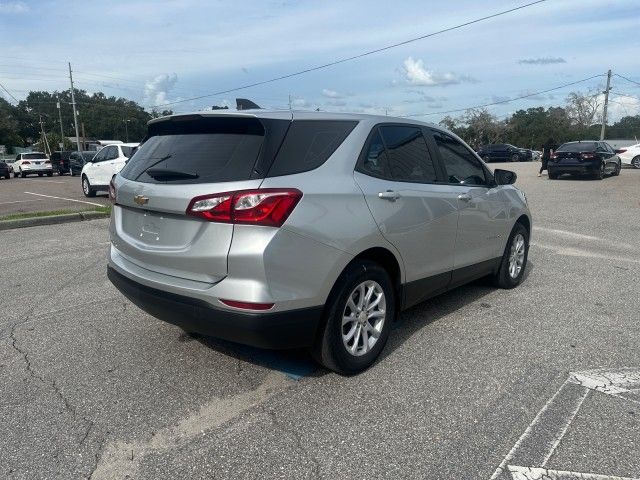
[
  {"left": 187, "top": 189, "right": 302, "bottom": 227},
  {"left": 219, "top": 299, "right": 274, "bottom": 311}
]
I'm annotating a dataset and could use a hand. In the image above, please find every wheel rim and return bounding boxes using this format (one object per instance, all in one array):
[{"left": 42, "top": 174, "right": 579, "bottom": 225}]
[
  {"left": 342, "top": 280, "right": 386, "bottom": 357},
  {"left": 83, "top": 179, "right": 89, "bottom": 194},
  {"left": 508, "top": 234, "right": 526, "bottom": 279},
  {"left": 632, "top": 157, "right": 640, "bottom": 168}
]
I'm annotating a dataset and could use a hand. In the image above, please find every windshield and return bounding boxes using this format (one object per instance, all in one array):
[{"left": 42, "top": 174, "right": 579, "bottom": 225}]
[
  {"left": 557, "top": 142, "right": 598, "bottom": 152},
  {"left": 23, "top": 153, "right": 48, "bottom": 160}
]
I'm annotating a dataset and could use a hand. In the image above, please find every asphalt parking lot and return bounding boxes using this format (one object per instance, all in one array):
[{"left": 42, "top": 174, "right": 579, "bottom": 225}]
[
  {"left": 1, "top": 162, "right": 639, "bottom": 480},
  {"left": 0, "top": 174, "right": 109, "bottom": 217}
]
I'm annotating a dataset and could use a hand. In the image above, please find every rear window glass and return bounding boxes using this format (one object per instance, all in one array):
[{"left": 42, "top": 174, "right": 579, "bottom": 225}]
[
  {"left": 23, "top": 153, "right": 48, "bottom": 159},
  {"left": 267, "top": 120, "right": 358, "bottom": 177},
  {"left": 557, "top": 142, "right": 597, "bottom": 152},
  {"left": 120, "top": 117, "right": 266, "bottom": 184},
  {"left": 81, "top": 152, "right": 95, "bottom": 161}
]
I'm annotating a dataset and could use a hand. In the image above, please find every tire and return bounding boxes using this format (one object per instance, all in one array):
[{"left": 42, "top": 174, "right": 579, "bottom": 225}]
[
  {"left": 612, "top": 161, "right": 621, "bottom": 177},
  {"left": 312, "top": 260, "right": 395, "bottom": 375},
  {"left": 492, "top": 223, "right": 529, "bottom": 289},
  {"left": 631, "top": 156, "right": 640, "bottom": 169},
  {"left": 47, "top": 172, "right": 53, "bottom": 177},
  {"left": 594, "top": 163, "right": 605, "bottom": 180},
  {"left": 511, "top": 154, "right": 519, "bottom": 162},
  {"left": 14, "top": 171, "right": 20, "bottom": 178},
  {"left": 82, "top": 176, "right": 96, "bottom": 197},
  {"left": 4, "top": 174, "right": 9, "bottom": 180},
  {"left": 548, "top": 171, "right": 558, "bottom": 180},
  {"left": 21, "top": 171, "right": 26, "bottom": 178}
]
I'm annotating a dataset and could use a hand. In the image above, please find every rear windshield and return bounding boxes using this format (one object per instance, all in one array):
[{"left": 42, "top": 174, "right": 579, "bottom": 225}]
[
  {"left": 120, "top": 117, "right": 267, "bottom": 184},
  {"left": 557, "top": 142, "right": 597, "bottom": 152},
  {"left": 121, "top": 146, "right": 135, "bottom": 158},
  {"left": 23, "top": 153, "right": 48, "bottom": 159},
  {"left": 81, "top": 152, "right": 96, "bottom": 161}
]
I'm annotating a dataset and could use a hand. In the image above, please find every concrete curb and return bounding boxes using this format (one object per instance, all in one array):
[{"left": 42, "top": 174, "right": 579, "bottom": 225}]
[{"left": 0, "top": 211, "right": 110, "bottom": 231}]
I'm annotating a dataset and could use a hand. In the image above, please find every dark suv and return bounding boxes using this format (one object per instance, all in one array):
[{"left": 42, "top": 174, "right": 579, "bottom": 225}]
[
  {"left": 50, "top": 151, "right": 72, "bottom": 175},
  {"left": 0, "top": 161, "right": 11, "bottom": 179},
  {"left": 477, "top": 144, "right": 529, "bottom": 162},
  {"left": 548, "top": 141, "right": 622, "bottom": 180}
]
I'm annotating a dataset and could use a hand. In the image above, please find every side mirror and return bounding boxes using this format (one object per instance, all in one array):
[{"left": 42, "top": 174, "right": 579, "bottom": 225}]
[{"left": 494, "top": 169, "right": 517, "bottom": 185}]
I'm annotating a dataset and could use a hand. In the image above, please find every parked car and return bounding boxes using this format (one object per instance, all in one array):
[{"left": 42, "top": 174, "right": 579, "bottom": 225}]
[
  {"left": 12, "top": 152, "right": 52, "bottom": 178},
  {"left": 548, "top": 141, "right": 622, "bottom": 180},
  {"left": 81, "top": 142, "right": 138, "bottom": 197},
  {"left": 107, "top": 111, "right": 532, "bottom": 374},
  {"left": 476, "top": 144, "right": 529, "bottom": 162},
  {"left": 50, "top": 151, "right": 73, "bottom": 175},
  {"left": 616, "top": 143, "right": 640, "bottom": 169},
  {"left": 69, "top": 151, "right": 96, "bottom": 176},
  {"left": 0, "top": 161, "right": 11, "bottom": 179}
]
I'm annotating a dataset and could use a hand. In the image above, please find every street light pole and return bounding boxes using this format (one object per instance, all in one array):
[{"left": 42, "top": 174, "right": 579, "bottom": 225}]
[
  {"left": 599, "top": 69, "right": 612, "bottom": 141},
  {"left": 68, "top": 62, "right": 81, "bottom": 152},
  {"left": 56, "top": 96, "right": 65, "bottom": 151}
]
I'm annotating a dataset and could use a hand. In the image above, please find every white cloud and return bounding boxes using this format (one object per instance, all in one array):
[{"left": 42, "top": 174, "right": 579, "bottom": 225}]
[
  {"left": 322, "top": 88, "right": 342, "bottom": 98},
  {"left": 0, "top": 1, "right": 28, "bottom": 13},
  {"left": 291, "top": 97, "right": 309, "bottom": 108},
  {"left": 519, "top": 57, "right": 566, "bottom": 65},
  {"left": 402, "top": 57, "right": 476, "bottom": 87},
  {"left": 144, "top": 73, "right": 178, "bottom": 106}
]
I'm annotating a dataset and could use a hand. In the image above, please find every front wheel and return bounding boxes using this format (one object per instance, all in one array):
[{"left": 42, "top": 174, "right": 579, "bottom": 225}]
[
  {"left": 47, "top": 172, "right": 53, "bottom": 177},
  {"left": 312, "top": 260, "right": 395, "bottom": 375},
  {"left": 632, "top": 156, "right": 640, "bottom": 169},
  {"left": 82, "top": 176, "right": 96, "bottom": 198},
  {"left": 612, "top": 162, "right": 621, "bottom": 176},
  {"left": 493, "top": 223, "right": 529, "bottom": 289}
]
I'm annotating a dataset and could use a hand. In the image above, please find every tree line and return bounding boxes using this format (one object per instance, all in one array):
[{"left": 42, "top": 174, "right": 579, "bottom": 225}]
[{"left": 1, "top": 89, "right": 639, "bottom": 153}]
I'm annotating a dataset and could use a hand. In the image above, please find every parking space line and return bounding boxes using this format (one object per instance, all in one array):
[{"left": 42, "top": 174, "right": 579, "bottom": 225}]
[
  {"left": 508, "top": 465, "right": 637, "bottom": 480},
  {"left": 33, "top": 180, "right": 67, "bottom": 184},
  {"left": 23, "top": 191, "right": 104, "bottom": 207},
  {"left": 0, "top": 199, "right": 44, "bottom": 205}
]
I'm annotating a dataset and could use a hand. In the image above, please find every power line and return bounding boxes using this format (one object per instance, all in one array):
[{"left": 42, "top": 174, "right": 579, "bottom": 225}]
[
  {"left": 149, "top": 0, "right": 548, "bottom": 109},
  {"left": 0, "top": 81, "right": 20, "bottom": 102},
  {"left": 401, "top": 74, "right": 605, "bottom": 118},
  {"left": 614, "top": 73, "right": 640, "bottom": 88}
]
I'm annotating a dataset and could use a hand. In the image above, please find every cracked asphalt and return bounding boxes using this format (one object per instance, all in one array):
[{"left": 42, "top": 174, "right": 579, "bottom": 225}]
[{"left": 1, "top": 162, "right": 639, "bottom": 479}]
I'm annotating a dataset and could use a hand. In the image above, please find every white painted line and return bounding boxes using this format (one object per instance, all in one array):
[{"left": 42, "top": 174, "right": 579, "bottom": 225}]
[
  {"left": 508, "top": 465, "right": 638, "bottom": 480},
  {"left": 23, "top": 191, "right": 104, "bottom": 207},
  {"left": 34, "top": 180, "right": 66, "bottom": 184},
  {"left": 489, "top": 379, "right": 584, "bottom": 480},
  {"left": 540, "top": 389, "right": 589, "bottom": 467},
  {"left": 534, "top": 227, "right": 601, "bottom": 241},
  {"left": 570, "top": 368, "right": 640, "bottom": 405}
]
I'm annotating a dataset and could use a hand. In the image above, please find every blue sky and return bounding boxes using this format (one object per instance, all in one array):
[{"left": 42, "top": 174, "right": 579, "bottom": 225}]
[{"left": 1, "top": 0, "right": 639, "bottom": 122}]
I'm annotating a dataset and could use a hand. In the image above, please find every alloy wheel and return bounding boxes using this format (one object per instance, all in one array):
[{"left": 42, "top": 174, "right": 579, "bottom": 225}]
[
  {"left": 342, "top": 281, "right": 386, "bottom": 357},
  {"left": 509, "top": 233, "right": 526, "bottom": 279},
  {"left": 632, "top": 156, "right": 640, "bottom": 169},
  {"left": 82, "top": 178, "right": 89, "bottom": 195}
]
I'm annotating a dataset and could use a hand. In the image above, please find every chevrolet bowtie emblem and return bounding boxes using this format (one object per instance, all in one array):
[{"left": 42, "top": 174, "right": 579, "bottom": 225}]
[{"left": 134, "top": 195, "right": 149, "bottom": 206}]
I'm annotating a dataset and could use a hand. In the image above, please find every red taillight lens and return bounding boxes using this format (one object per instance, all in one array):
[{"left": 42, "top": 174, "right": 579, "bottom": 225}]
[
  {"left": 22, "top": 161, "right": 31, "bottom": 165},
  {"left": 219, "top": 299, "right": 274, "bottom": 311},
  {"left": 44, "top": 160, "right": 51, "bottom": 164},
  {"left": 580, "top": 152, "right": 597, "bottom": 160},
  {"left": 187, "top": 189, "right": 302, "bottom": 227},
  {"left": 108, "top": 178, "right": 117, "bottom": 203}
]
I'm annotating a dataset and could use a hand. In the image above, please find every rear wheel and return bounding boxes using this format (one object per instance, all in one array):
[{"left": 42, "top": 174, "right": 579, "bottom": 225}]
[
  {"left": 631, "top": 156, "right": 640, "bottom": 169},
  {"left": 511, "top": 154, "right": 519, "bottom": 162},
  {"left": 4, "top": 173, "right": 9, "bottom": 179},
  {"left": 82, "top": 176, "right": 96, "bottom": 197},
  {"left": 312, "top": 260, "right": 395, "bottom": 375},
  {"left": 47, "top": 171, "right": 53, "bottom": 177},
  {"left": 595, "top": 163, "right": 605, "bottom": 180},
  {"left": 20, "top": 171, "right": 26, "bottom": 178},
  {"left": 548, "top": 171, "right": 558, "bottom": 180},
  {"left": 492, "top": 223, "right": 529, "bottom": 289},
  {"left": 612, "top": 161, "right": 621, "bottom": 176}
]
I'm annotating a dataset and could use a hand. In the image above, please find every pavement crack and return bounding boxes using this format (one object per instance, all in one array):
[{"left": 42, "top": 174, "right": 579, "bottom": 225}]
[{"left": 266, "top": 408, "right": 322, "bottom": 479}]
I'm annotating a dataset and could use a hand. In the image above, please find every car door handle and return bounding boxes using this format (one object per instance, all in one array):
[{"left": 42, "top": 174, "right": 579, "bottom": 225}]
[
  {"left": 378, "top": 190, "right": 401, "bottom": 201},
  {"left": 458, "top": 193, "right": 472, "bottom": 202}
]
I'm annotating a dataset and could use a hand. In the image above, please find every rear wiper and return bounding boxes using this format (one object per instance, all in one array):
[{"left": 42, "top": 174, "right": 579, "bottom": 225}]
[{"left": 146, "top": 168, "right": 199, "bottom": 179}]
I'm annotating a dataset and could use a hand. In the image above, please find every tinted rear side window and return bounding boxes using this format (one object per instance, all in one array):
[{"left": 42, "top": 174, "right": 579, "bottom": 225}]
[
  {"left": 267, "top": 120, "right": 357, "bottom": 177},
  {"left": 380, "top": 125, "right": 438, "bottom": 183},
  {"left": 121, "top": 117, "right": 268, "bottom": 184},
  {"left": 557, "top": 142, "right": 597, "bottom": 152}
]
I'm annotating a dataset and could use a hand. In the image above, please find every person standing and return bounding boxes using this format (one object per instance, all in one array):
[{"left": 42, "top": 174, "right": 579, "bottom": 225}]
[{"left": 538, "top": 137, "right": 556, "bottom": 177}]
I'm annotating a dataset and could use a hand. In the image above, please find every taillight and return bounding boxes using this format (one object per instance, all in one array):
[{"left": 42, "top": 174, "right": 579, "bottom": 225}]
[
  {"left": 551, "top": 153, "right": 558, "bottom": 159},
  {"left": 219, "top": 299, "right": 274, "bottom": 311},
  {"left": 186, "top": 189, "right": 302, "bottom": 227},
  {"left": 580, "top": 152, "right": 597, "bottom": 160},
  {"left": 44, "top": 160, "right": 51, "bottom": 164},
  {"left": 108, "top": 178, "right": 117, "bottom": 203},
  {"left": 617, "top": 149, "right": 626, "bottom": 154},
  {"left": 22, "top": 161, "right": 31, "bottom": 165}
]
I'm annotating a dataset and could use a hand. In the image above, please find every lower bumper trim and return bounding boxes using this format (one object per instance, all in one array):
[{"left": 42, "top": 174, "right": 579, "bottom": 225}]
[{"left": 107, "top": 266, "right": 323, "bottom": 349}]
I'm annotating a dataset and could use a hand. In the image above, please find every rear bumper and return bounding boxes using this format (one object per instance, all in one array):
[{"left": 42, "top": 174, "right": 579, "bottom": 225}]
[
  {"left": 548, "top": 162, "right": 599, "bottom": 174},
  {"left": 107, "top": 266, "right": 323, "bottom": 349}
]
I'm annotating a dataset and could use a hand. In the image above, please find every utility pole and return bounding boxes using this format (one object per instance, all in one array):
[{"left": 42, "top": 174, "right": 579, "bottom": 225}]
[
  {"left": 123, "top": 119, "right": 130, "bottom": 142},
  {"left": 68, "top": 62, "right": 81, "bottom": 152},
  {"left": 38, "top": 114, "right": 51, "bottom": 156},
  {"left": 81, "top": 123, "right": 87, "bottom": 151},
  {"left": 56, "top": 95, "right": 65, "bottom": 150},
  {"left": 599, "top": 69, "right": 612, "bottom": 141},
  {"left": 288, "top": 94, "right": 292, "bottom": 111}
]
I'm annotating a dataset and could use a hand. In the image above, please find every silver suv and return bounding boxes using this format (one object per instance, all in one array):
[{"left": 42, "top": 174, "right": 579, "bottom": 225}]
[{"left": 107, "top": 111, "right": 531, "bottom": 374}]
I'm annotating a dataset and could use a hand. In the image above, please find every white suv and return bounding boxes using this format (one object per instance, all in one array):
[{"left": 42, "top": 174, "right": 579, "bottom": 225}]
[
  {"left": 13, "top": 152, "right": 52, "bottom": 178},
  {"left": 81, "top": 143, "right": 139, "bottom": 197}
]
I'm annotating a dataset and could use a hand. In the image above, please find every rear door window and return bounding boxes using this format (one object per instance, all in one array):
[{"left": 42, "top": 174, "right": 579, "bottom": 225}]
[
  {"left": 379, "top": 125, "right": 438, "bottom": 183},
  {"left": 359, "top": 129, "right": 391, "bottom": 179},
  {"left": 121, "top": 116, "right": 275, "bottom": 184},
  {"left": 267, "top": 120, "right": 357, "bottom": 177}
]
